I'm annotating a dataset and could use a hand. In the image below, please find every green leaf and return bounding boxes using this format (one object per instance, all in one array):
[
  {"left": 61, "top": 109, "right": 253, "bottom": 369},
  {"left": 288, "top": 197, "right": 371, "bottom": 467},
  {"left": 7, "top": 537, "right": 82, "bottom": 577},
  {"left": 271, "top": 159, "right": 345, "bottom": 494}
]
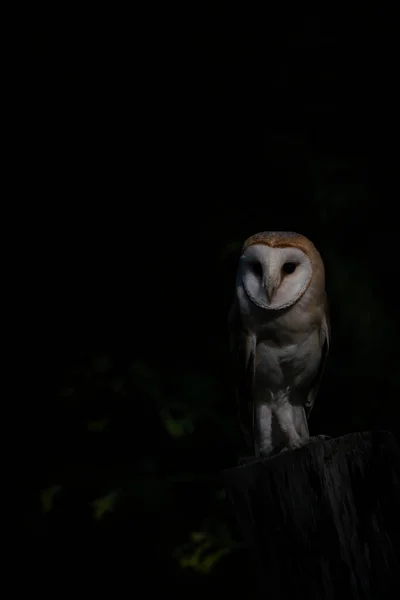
[
  {"left": 191, "top": 532, "right": 206, "bottom": 542},
  {"left": 90, "top": 490, "right": 119, "bottom": 520},
  {"left": 198, "top": 548, "right": 230, "bottom": 574},
  {"left": 41, "top": 485, "right": 62, "bottom": 513},
  {"left": 177, "top": 532, "right": 232, "bottom": 574},
  {"left": 160, "top": 408, "right": 194, "bottom": 438},
  {"left": 179, "top": 541, "right": 214, "bottom": 569}
]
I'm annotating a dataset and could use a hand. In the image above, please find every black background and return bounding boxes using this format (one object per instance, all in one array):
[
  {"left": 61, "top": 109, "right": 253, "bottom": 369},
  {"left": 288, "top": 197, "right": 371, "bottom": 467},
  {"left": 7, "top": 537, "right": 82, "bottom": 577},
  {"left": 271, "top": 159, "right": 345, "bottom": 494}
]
[{"left": 21, "top": 6, "right": 400, "bottom": 595}]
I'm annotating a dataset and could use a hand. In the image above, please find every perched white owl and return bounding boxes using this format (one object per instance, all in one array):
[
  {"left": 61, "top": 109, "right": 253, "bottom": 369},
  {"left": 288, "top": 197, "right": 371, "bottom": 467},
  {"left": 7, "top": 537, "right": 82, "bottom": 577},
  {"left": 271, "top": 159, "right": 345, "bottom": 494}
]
[{"left": 229, "top": 231, "right": 330, "bottom": 458}]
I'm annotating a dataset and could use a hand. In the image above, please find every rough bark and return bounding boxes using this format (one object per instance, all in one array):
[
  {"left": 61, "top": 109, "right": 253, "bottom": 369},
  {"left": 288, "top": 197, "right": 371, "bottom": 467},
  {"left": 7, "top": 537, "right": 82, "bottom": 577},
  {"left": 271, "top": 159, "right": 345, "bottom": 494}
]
[{"left": 222, "top": 431, "right": 400, "bottom": 600}]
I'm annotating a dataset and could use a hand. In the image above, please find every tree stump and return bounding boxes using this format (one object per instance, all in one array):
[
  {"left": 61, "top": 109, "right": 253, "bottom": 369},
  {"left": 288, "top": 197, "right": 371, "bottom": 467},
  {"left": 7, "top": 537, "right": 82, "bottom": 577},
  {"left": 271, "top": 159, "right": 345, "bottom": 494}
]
[{"left": 222, "top": 431, "right": 400, "bottom": 600}]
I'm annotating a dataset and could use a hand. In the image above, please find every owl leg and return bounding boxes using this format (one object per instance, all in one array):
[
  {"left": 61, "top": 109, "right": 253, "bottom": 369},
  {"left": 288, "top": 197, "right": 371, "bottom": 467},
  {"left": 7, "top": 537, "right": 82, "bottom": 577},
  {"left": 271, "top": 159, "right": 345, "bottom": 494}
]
[
  {"left": 274, "top": 402, "right": 308, "bottom": 451},
  {"left": 254, "top": 402, "right": 273, "bottom": 457}
]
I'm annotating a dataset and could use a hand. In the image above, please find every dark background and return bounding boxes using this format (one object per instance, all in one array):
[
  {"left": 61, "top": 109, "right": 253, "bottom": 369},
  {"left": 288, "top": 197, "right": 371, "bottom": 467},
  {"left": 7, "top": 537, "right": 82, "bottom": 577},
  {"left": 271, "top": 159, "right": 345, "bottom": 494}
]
[{"left": 23, "top": 6, "right": 399, "bottom": 595}]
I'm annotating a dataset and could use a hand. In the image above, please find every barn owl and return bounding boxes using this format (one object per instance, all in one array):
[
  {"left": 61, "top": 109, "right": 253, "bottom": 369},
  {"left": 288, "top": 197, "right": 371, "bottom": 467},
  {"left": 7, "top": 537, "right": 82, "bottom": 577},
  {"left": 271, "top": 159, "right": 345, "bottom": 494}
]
[{"left": 228, "top": 231, "right": 330, "bottom": 458}]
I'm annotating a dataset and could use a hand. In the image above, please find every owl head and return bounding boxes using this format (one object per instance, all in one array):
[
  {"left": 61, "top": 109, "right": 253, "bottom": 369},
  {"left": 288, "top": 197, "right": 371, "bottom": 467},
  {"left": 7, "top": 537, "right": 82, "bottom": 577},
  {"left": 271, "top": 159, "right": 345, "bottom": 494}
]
[{"left": 236, "top": 231, "right": 325, "bottom": 311}]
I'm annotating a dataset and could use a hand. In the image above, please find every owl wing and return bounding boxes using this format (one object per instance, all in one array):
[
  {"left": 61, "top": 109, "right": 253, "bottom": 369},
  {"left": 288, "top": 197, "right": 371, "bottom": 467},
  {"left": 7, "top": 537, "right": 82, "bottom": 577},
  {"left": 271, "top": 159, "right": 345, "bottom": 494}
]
[
  {"left": 305, "top": 294, "right": 331, "bottom": 416},
  {"left": 228, "top": 298, "right": 256, "bottom": 446}
]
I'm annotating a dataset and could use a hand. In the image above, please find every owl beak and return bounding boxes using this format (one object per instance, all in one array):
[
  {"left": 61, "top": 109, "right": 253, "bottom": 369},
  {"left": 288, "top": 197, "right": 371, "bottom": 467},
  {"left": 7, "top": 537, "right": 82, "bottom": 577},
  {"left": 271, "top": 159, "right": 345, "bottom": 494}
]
[{"left": 264, "top": 277, "right": 277, "bottom": 303}]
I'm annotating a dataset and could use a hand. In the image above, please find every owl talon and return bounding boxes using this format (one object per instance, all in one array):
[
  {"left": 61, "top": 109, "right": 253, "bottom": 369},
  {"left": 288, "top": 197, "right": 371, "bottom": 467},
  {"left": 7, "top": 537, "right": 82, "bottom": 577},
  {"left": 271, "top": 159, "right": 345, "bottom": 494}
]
[
  {"left": 309, "top": 434, "right": 331, "bottom": 443},
  {"left": 279, "top": 435, "right": 331, "bottom": 454},
  {"left": 279, "top": 438, "right": 307, "bottom": 454}
]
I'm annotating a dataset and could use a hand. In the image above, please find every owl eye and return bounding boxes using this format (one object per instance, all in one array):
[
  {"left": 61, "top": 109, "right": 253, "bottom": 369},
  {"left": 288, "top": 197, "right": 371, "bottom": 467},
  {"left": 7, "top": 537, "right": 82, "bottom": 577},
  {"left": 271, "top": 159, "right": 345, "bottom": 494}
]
[
  {"left": 282, "top": 261, "right": 297, "bottom": 275},
  {"left": 252, "top": 261, "right": 263, "bottom": 278}
]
